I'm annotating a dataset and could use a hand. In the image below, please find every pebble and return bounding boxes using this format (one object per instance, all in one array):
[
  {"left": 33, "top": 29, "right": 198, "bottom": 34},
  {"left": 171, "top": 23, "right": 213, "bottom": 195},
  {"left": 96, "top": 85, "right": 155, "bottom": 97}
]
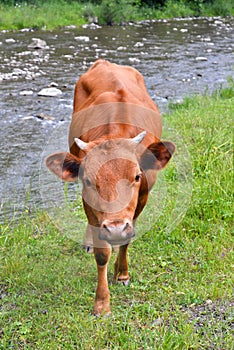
[
  {"left": 19, "top": 90, "right": 34, "bottom": 96},
  {"left": 214, "top": 20, "right": 223, "bottom": 25},
  {"left": 21, "top": 114, "right": 55, "bottom": 121},
  {"left": 13, "top": 68, "right": 24, "bottom": 75},
  {"left": 34, "top": 114, "right": 55, "bottom": 121},
  {"left": 63, "top": 55, "right": 73, "bottom": 60},
  {"left": 19, "top": 28, "right": 34, "bottom": 32},
  {"left": 21, "top": 116, "right": 34, "bottom": 121},
  {"left": 48, "top": 82, "right": 58, "bottom": 88},
  {"left": 134, "top": 42, "right": 144, "bottom": 47},
  {"left": 202, "top": 37, "right": 211, "bottom": 41},
  {"left": 64, "top": 25, "right": 76, "bottom": 29},
  {"left": 17, "top": 51, "right": 32, "bottom": 57},
  {"left": 195, "top": 57, "right": 208, "bottom": 61},
  {"left": 5, "top": 38, "right": 16, "bottom": 43},
  {"left": 129, "top": 57, "right": 140, "bottom": 63},
  {"left": 75, "top": 36, "right": 89, "bottom": 42},
  {"left": 82, "top": 23, "right": 101, "bottom": 29}
]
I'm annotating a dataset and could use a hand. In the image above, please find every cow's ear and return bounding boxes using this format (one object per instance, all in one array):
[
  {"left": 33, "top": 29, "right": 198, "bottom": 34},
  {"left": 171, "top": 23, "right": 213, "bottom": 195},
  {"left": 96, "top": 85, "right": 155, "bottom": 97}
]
[
  {"left": 46, "top": 152, "right": 81, "bottom": 182},
  {"left": 140, "top": 141, "right": 175, "bottom": 171}
]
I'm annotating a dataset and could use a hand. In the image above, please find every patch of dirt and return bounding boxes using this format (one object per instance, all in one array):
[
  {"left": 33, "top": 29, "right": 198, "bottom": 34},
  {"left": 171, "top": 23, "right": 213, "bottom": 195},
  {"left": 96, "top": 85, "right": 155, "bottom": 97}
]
[
  {"left": 0, "top": 284, "right": 17, "bottom": 313},
  {"left": 0, "top": 284, "right": 8, "bottom": 300},
  {"left": 181, "top": 299, "right": 234, "bottom": 332}
]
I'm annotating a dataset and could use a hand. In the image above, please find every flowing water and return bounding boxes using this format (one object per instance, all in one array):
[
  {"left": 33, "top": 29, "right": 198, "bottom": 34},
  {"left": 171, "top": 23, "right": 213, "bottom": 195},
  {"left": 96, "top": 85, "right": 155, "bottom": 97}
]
[{"left": 0, "top": 16, "right": 233, "bottom": 221}]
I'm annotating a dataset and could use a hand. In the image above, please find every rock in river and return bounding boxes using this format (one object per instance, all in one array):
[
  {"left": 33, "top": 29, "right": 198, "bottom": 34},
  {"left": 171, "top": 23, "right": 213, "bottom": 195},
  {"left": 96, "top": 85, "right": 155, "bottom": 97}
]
[
  {"left": 28, "top": 38, "right": 49, "bottom": 49},
  {"left": 38, "top": 87, "right": 62, "bottom": 97},
  {"left": 5, "top": 38, "right": 16, "bottom": 43}
]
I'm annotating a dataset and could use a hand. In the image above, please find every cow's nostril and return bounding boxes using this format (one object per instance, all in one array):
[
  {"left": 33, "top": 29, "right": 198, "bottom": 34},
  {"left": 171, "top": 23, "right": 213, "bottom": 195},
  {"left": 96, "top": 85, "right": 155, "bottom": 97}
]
[
  {"left": 103, "top": 224, "right": 110, "bottom": 233},
  {"left": 124, "top": 222, "right": 130, "bottom": 231},
  {"left": 101, "top": 220, "right": 133, "bottom": 236}
]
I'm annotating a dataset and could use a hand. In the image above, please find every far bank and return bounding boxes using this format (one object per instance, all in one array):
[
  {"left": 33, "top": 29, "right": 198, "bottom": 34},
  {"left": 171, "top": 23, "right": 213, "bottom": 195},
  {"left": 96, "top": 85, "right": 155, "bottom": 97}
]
[{"left": 0, "top": 0, "right": 233, "bottom": 31}]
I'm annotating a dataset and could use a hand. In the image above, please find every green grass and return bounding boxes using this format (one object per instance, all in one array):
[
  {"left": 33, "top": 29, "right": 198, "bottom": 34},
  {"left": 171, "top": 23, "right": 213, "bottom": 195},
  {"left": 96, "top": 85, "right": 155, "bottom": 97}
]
[
  {"left": 0, "top": 0, "right": 233, "bottom": 31},
  {"left": 0, "top": 1, "right": 86, "bottom": 30},
  {"left": 0, "top": 83, "right": 233, "bottom": 349}
]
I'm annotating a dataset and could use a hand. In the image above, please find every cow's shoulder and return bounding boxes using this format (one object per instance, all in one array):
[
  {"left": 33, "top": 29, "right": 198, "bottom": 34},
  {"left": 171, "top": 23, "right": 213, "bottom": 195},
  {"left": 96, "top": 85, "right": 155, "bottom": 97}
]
[{"left": 73, "top": 60, "right": 125, "bottom": 112}]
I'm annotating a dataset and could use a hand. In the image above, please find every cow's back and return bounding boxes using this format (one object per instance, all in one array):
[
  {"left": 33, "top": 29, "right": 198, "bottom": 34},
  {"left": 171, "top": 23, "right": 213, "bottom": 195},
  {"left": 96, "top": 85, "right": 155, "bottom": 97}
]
[
  {"left": 73, "top": 60, "right": 159, "bottom": 113},
  {"left": 69, "top": 60, "right": 162, "bottom": 156}
]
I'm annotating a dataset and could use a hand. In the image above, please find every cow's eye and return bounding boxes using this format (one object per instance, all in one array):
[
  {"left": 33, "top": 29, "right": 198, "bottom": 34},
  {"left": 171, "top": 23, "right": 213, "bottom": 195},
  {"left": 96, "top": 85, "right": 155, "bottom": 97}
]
[
  {"left": 84, "top": 178, "right": 91, "bottom": 187},
  {"left": 135, "top": 173, "right": 142, "bottom": 182}
]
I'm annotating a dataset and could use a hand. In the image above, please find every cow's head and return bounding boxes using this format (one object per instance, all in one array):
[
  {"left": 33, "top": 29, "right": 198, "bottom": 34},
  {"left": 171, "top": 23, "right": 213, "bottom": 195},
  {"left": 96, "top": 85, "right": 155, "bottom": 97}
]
[{"left": 46, "top": 131, "right": 175, "bottom": 245}]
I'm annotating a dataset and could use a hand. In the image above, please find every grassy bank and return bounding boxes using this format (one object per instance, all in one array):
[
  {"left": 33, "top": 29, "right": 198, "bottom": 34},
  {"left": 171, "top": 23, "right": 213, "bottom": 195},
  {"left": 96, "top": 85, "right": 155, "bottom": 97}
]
[
  {"left": 0, "top": 0, "right": 233, "bottom": 31},
  {"left": 0, "top": 1, "right": 86, "bottom": 30},
  {"left": 0, "top": 82, "right": 233, "bottom": 349}
]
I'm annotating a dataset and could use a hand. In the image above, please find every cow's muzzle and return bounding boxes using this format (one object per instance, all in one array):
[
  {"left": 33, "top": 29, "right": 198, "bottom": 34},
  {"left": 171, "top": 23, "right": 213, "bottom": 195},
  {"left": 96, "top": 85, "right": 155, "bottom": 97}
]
[{"left": 99, "top": 219, "right": 135, "bottom": 245}]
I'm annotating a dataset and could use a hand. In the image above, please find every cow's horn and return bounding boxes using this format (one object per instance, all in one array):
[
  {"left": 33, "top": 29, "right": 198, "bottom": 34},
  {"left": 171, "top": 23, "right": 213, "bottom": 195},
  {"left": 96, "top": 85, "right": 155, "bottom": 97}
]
[
  {"left": 74, "top": 138, "right": 88, "bottom": 150},
  {"left": 131, "top": 131, "right": 146, "bottom": 144}
]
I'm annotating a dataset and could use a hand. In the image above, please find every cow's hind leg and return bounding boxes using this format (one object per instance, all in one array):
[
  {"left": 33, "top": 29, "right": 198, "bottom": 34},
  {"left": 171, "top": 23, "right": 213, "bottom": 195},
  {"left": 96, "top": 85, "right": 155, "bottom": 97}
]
[
  {"left": 114, "top": 244, "right": 130, "bottom": 286},
  {"left": 93, "top": 247, "right": 111, "bottom": 316}
]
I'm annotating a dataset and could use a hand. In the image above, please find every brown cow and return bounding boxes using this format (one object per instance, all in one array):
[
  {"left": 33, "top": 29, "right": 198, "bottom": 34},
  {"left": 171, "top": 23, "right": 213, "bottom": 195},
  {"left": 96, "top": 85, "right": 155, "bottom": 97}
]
[{"left": 46, "top": 59, "right": 175, "bottom": 316}]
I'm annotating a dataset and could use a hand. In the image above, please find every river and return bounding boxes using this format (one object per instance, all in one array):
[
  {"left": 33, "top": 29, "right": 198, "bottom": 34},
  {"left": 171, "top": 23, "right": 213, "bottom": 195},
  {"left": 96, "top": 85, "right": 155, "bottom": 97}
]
[{"left": 0, "top": 16, "right": 233, "bottom": 222}]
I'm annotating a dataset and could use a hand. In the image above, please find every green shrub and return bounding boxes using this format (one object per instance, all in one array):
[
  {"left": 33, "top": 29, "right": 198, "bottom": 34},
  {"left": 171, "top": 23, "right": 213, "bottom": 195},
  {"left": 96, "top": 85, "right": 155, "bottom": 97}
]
[
  {"left": 204, "top": 0, "right": 234, "bottom": 16},
  {"left": 98, "top": 0, "right": 139, "bottom": 25},
  {"left": 82, "top": 2, "right": 97, "bottom": 21},
  {"left": 162, "top": 0, "right": 194, "bottom": 18}
]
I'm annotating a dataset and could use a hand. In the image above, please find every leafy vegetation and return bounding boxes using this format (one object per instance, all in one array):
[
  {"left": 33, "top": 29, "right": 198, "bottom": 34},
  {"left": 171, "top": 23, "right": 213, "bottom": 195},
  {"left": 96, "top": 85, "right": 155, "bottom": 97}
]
[
  {"left": 0, "top": 1, "right": 86, "bottom": 30},
  {"left": 1, "top": 83, "right": 233, "bottom": 349},
  {"left": 0, "top": 0, "right": 233, "bottom": 30}
]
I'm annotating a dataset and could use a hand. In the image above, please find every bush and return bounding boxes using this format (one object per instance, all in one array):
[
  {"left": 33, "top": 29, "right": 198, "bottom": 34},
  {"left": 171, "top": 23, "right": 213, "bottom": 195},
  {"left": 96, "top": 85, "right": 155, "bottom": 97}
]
[
  {"left": 162, "top": 0, "right": 193, "bottom": 18},
  {"left": 98, "top": 0, "right": 139, "bottom": 25},
  {"left": 82, "top": 2, "right": 97, "bottom": 21},
  {"left": 205, "top": 0, "right": 234, "bottom": 16}
]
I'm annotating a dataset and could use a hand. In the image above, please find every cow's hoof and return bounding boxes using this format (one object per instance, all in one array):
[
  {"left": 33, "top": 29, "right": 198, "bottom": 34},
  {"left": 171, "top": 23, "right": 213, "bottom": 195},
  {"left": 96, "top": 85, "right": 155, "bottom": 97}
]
[
  {"left": 121, "top": 279, "right": 130, "bottom": 286},
  {"left": 93, "top": 310, "right": 112, "bottom": 318},
  {"left": 93, "top": 308, "right": 111, "bottom": 318},
  {"left": 118, "top": 278, "right": 130, "bottom": 286},
  {"left": 93, "top": 301, "right": 111, "bottom": 317},
  {"left": 116, "top": 276, "right": 130, "bottom": 286}
]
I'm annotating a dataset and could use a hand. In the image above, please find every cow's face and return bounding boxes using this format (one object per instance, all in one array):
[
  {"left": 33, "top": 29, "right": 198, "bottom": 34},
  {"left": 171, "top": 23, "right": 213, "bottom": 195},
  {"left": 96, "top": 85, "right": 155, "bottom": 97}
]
[
  {"left": 79, "top": 139, "right": 143, "bottom": 245},
  {"left": 46, "top": 132, "right": 175, "bottom": 245}
]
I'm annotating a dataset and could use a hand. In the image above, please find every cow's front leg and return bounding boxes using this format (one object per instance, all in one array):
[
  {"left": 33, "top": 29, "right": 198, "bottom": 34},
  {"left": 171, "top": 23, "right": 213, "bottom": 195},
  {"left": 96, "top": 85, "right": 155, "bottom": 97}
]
[
  {"left": 93, "top": 247, "right": 111, "bottom": 316},
  {"left": 114, "top": 244, "right": 130, "bottom": 285},
  {"left": 83, "top": 224, "right": 93, "bottom": 253}
]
